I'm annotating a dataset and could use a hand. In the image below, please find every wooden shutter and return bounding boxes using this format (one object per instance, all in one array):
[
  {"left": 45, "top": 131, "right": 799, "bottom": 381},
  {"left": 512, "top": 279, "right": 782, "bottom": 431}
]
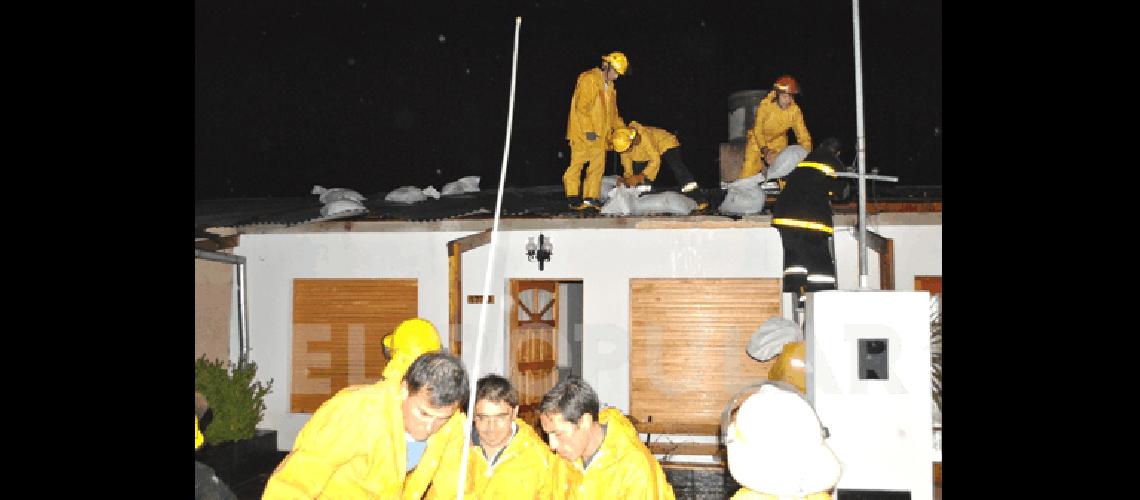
[
  {"left": 630, "top": 278, "right": 782, "bottom": 432},
  {"left": 291, "top": 279, "right": 417, "bottom": 413}
]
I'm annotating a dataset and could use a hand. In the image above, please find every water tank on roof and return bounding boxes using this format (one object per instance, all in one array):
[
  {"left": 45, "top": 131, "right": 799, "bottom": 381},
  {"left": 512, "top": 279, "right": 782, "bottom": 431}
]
[{"left": 727, "top": 90, "right": 768, "bottom": 142}]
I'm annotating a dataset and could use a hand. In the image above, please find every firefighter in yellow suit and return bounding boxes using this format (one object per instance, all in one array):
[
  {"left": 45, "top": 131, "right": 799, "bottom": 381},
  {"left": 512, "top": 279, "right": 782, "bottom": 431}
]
[
  {"left": 262, "top": 320, "right": 469, "bottom": 499},
  {"left": 740, "top": 75, "right": 813, "bottom": 179},
  {"left": 540, "top": 378, "right": 674, "bottom": 499},
  {"left": 430, "top": 374, "right": 556, "bottom": 499},
  {"left": 724, "top": 381, "right": 841, "bottom": 499},
  {"left": 563, "top": 51, "right": 628, "bottom": 211},
  {"left": 611, "top": 122, "right": 701, "bottom": 195}
]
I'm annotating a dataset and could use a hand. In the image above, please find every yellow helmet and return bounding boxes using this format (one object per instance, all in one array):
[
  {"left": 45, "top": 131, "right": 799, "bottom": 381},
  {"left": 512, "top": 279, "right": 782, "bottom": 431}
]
[
  {"left": 382, "top": 318, "right": 442, "bottom": 359},
  {"left": 611, "top": 126, "right": 638, "bottom": 153},
  {"left": 601, "top": 51, "right": 629, "bottom": 75},
  {"left": 766, "top": 341, "right": 806, "bottom": 393}
]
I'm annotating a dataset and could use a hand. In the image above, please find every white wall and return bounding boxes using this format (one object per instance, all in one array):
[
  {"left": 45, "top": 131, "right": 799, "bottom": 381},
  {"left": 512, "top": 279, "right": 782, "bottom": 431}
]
[
  {"left": 229, "top": 222, "right": 940, "bottom": 450},
  {"left": 807, "top": 291, "right": 933, "bottom": 498},
  {"left": 231, "top": 231, "right": 467, "bottom": 449},
  {"left": 459, "top": 227, "right": 785, "bottom": 415},
  {"left": 834, "top": 224, "right": 942, "bottom": 290}
]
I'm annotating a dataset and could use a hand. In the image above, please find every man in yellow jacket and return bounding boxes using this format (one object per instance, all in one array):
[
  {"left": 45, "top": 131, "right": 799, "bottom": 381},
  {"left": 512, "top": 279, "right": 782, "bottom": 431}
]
[
  {"left": 262, "top": 352, "right": 469, "bottom": 499},
  {"left": 563, "top": 51, "right": 629, "bottom": 211},
  {"left": 431, "top": 374, "right": 555, "bottom": 499},
  {"left": 611, "top": 121, "right": 701, "bottom": 195},
  {"left": 378, "top": 318, "right": 469, "bottom": 500},
  {"left": 740, "top": 75, "right": 813, "bottom": 179},
  {"left": 539, "top": 377, "right": 675, "bottom": 499}
]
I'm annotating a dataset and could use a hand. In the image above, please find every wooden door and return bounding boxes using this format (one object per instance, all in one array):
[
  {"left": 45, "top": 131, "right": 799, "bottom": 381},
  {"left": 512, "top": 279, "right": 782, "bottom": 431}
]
[{"left": 509, "top": 280, "right": 559, "bottom": 426}]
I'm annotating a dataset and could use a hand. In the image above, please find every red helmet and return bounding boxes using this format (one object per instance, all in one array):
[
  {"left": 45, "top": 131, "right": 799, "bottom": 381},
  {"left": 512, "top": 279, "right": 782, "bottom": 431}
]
[{"left": 774, "top": 75, "right": 799, "bottom": 95}]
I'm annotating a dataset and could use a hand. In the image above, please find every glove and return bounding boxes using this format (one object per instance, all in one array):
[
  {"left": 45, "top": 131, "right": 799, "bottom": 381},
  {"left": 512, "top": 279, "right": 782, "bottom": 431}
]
[
  {"left": 622, "top": 173, "right": 645, "bottom": 187},
  {"left": 585, "top": 131, "right": 597, "bottom": 141}
]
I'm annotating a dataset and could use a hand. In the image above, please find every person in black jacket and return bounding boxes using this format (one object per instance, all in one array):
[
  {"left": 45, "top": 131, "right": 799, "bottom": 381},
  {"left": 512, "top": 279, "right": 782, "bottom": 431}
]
[{"left": 771, "top": 137, "right": 850, "bottom": 307}]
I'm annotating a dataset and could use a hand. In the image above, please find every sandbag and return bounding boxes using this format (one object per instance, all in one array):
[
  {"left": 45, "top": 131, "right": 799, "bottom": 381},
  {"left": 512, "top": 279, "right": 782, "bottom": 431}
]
[
  {"left": 384, "top": 185, "right": 440, "bottom": 204},
  {"left": 440, "top": 176, "right": 481, "bottom": 196},
  {"left": 320, "top": 199, "right": 367, "bottom": 216},
  {"left": 311, "top": 185, "right": 367, "bottom": 204},
  {"left": 600, "top": 175, "right": 621, "bottom": 202},
  {"left": 600, "top": 185, "right": 639, "bottom": 215},
  {"left": 767, "top": 145, "right": 808, "bottom": 180},
  {"left": 634, "top": 191, "right": 697, "bottom": 215},
  {"left": 719, "top": 173, "right": 767, "bottom": 215},
  {"left": 746, "top": 316, "right": 802, "bottom": 362}
]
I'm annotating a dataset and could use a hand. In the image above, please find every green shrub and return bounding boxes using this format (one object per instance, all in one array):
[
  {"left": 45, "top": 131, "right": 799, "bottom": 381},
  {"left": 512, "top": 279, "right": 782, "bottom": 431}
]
[{"left": 195, "top": 356, "right": 273, "bottom": 444}]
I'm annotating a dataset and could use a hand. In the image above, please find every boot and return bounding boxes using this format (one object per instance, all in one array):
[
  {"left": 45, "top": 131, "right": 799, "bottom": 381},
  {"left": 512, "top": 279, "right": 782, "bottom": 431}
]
[{"left": 572, "top": 198, "right": 601, "bottom": 211}]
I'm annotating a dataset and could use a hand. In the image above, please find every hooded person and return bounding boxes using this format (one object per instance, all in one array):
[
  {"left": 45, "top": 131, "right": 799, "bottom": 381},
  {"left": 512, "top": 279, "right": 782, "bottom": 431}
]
[
  {"left": 770, "top": 137, "right": 850, "bottom": 307},
  {"left": 263, "top": 322, "right": 470, "bottom": 499},
  {"left": 723, "top": 381, "right": 841, "bottom": 499},
  {"left": 539, "top": 377, "right": 675, "bottom": 499},
  {"left": 381, "top": 318, "right": 444, "bottom": 381},
  {"left": 378, "top": 318, "right": 470, "bottom": 500}
]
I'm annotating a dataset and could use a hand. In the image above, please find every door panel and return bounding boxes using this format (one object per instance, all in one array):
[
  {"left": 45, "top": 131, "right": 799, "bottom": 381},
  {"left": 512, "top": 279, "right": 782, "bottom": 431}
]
[{"left": 509, "top": 280, "right": 558, "bottom": 426}]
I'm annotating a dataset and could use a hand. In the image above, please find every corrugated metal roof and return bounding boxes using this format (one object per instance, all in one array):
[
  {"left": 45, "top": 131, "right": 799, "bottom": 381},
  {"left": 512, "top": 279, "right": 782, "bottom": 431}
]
[{"left": 195, "top": 184, "right": 940, "bottom": 231}]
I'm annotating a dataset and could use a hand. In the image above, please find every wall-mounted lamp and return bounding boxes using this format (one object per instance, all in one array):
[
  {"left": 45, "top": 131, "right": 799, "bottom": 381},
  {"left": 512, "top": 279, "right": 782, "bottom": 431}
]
[{"left": 525, "top": 233, "right": 553, "bottom": 271}]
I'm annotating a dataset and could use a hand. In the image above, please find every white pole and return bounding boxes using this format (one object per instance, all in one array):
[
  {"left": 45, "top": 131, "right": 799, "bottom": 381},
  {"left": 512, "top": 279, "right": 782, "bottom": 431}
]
[
  {"left": 456, "top": 16, "right": 522, "bottom": 500},
  {"left": 852, "top": 0, "right": 870, "bottom": 289}
]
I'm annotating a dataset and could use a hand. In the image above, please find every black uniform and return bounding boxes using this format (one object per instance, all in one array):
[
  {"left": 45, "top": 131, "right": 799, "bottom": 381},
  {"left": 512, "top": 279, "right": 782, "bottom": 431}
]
[{"left": 771, "top": 138, "right": 849, "bottom": 296}]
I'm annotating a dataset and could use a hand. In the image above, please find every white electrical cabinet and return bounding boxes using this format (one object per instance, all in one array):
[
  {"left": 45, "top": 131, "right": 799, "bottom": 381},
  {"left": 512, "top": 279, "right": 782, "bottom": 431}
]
[{"left": 805, "top": 290, "right": 933, "bottom": 499}]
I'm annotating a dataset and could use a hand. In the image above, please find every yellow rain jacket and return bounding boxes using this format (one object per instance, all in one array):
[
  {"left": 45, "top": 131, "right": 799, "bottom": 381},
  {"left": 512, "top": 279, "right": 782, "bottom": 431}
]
[
  {"left": 382, "top": 350, "right": 421, "bottom": 383},
  {"left": 195, "top": 416, "right": 204, "bottom": 449},
  {"left": 566, "top": 68, "right": 625, "bottom": 151},
  {"left": 619, "top": 121, "right": 681, "bottom": 181},
  {"left": 377, "top": 348, "right": 468, "bottom": 499},
  {"left": 404, "top": 410, "right": 466, "bottom": 499},
  {"left": 436, "top": 418, "right": 555, "bottom": 499},
  {"left": 741, "top": 90, "right": 812, "bottom": 179},
  {"left": 563, "top": 67, "right": 626, "bottom": 200},
  {"left": 731, "top": 489, "right": 832, "bottom": 499},
  {"left": 552, "top": 407, "right": 675, "bottom": 499},
  {"left": 261, "top": 380, "right": 463, "bottom": 499}
]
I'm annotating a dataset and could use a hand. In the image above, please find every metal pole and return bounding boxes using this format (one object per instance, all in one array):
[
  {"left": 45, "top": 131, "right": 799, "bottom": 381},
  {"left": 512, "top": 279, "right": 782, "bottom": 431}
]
[
  {"left": 194, "top": 249, "right": 245, "bottom": 265},
  {"left": 852, "top": 0, "right": 870, "bottom": 289},
  {"left": 457, "top": 16, "right": 522, "bottom": 500},
  {"left": 237, "top": 262, "right": 250, "bottom": 363}
]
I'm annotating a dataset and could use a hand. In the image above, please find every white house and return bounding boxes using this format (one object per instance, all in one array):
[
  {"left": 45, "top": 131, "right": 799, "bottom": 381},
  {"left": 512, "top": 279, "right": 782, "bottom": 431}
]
[{"left": 195, "top": 194, "right": 940, "bottom": 453}]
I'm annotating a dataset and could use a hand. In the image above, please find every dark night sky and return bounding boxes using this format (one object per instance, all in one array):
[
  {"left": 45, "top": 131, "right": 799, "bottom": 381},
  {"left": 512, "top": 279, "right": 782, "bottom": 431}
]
[{"left": 195, "top": 0, "right": 941, "bottom": 200}]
